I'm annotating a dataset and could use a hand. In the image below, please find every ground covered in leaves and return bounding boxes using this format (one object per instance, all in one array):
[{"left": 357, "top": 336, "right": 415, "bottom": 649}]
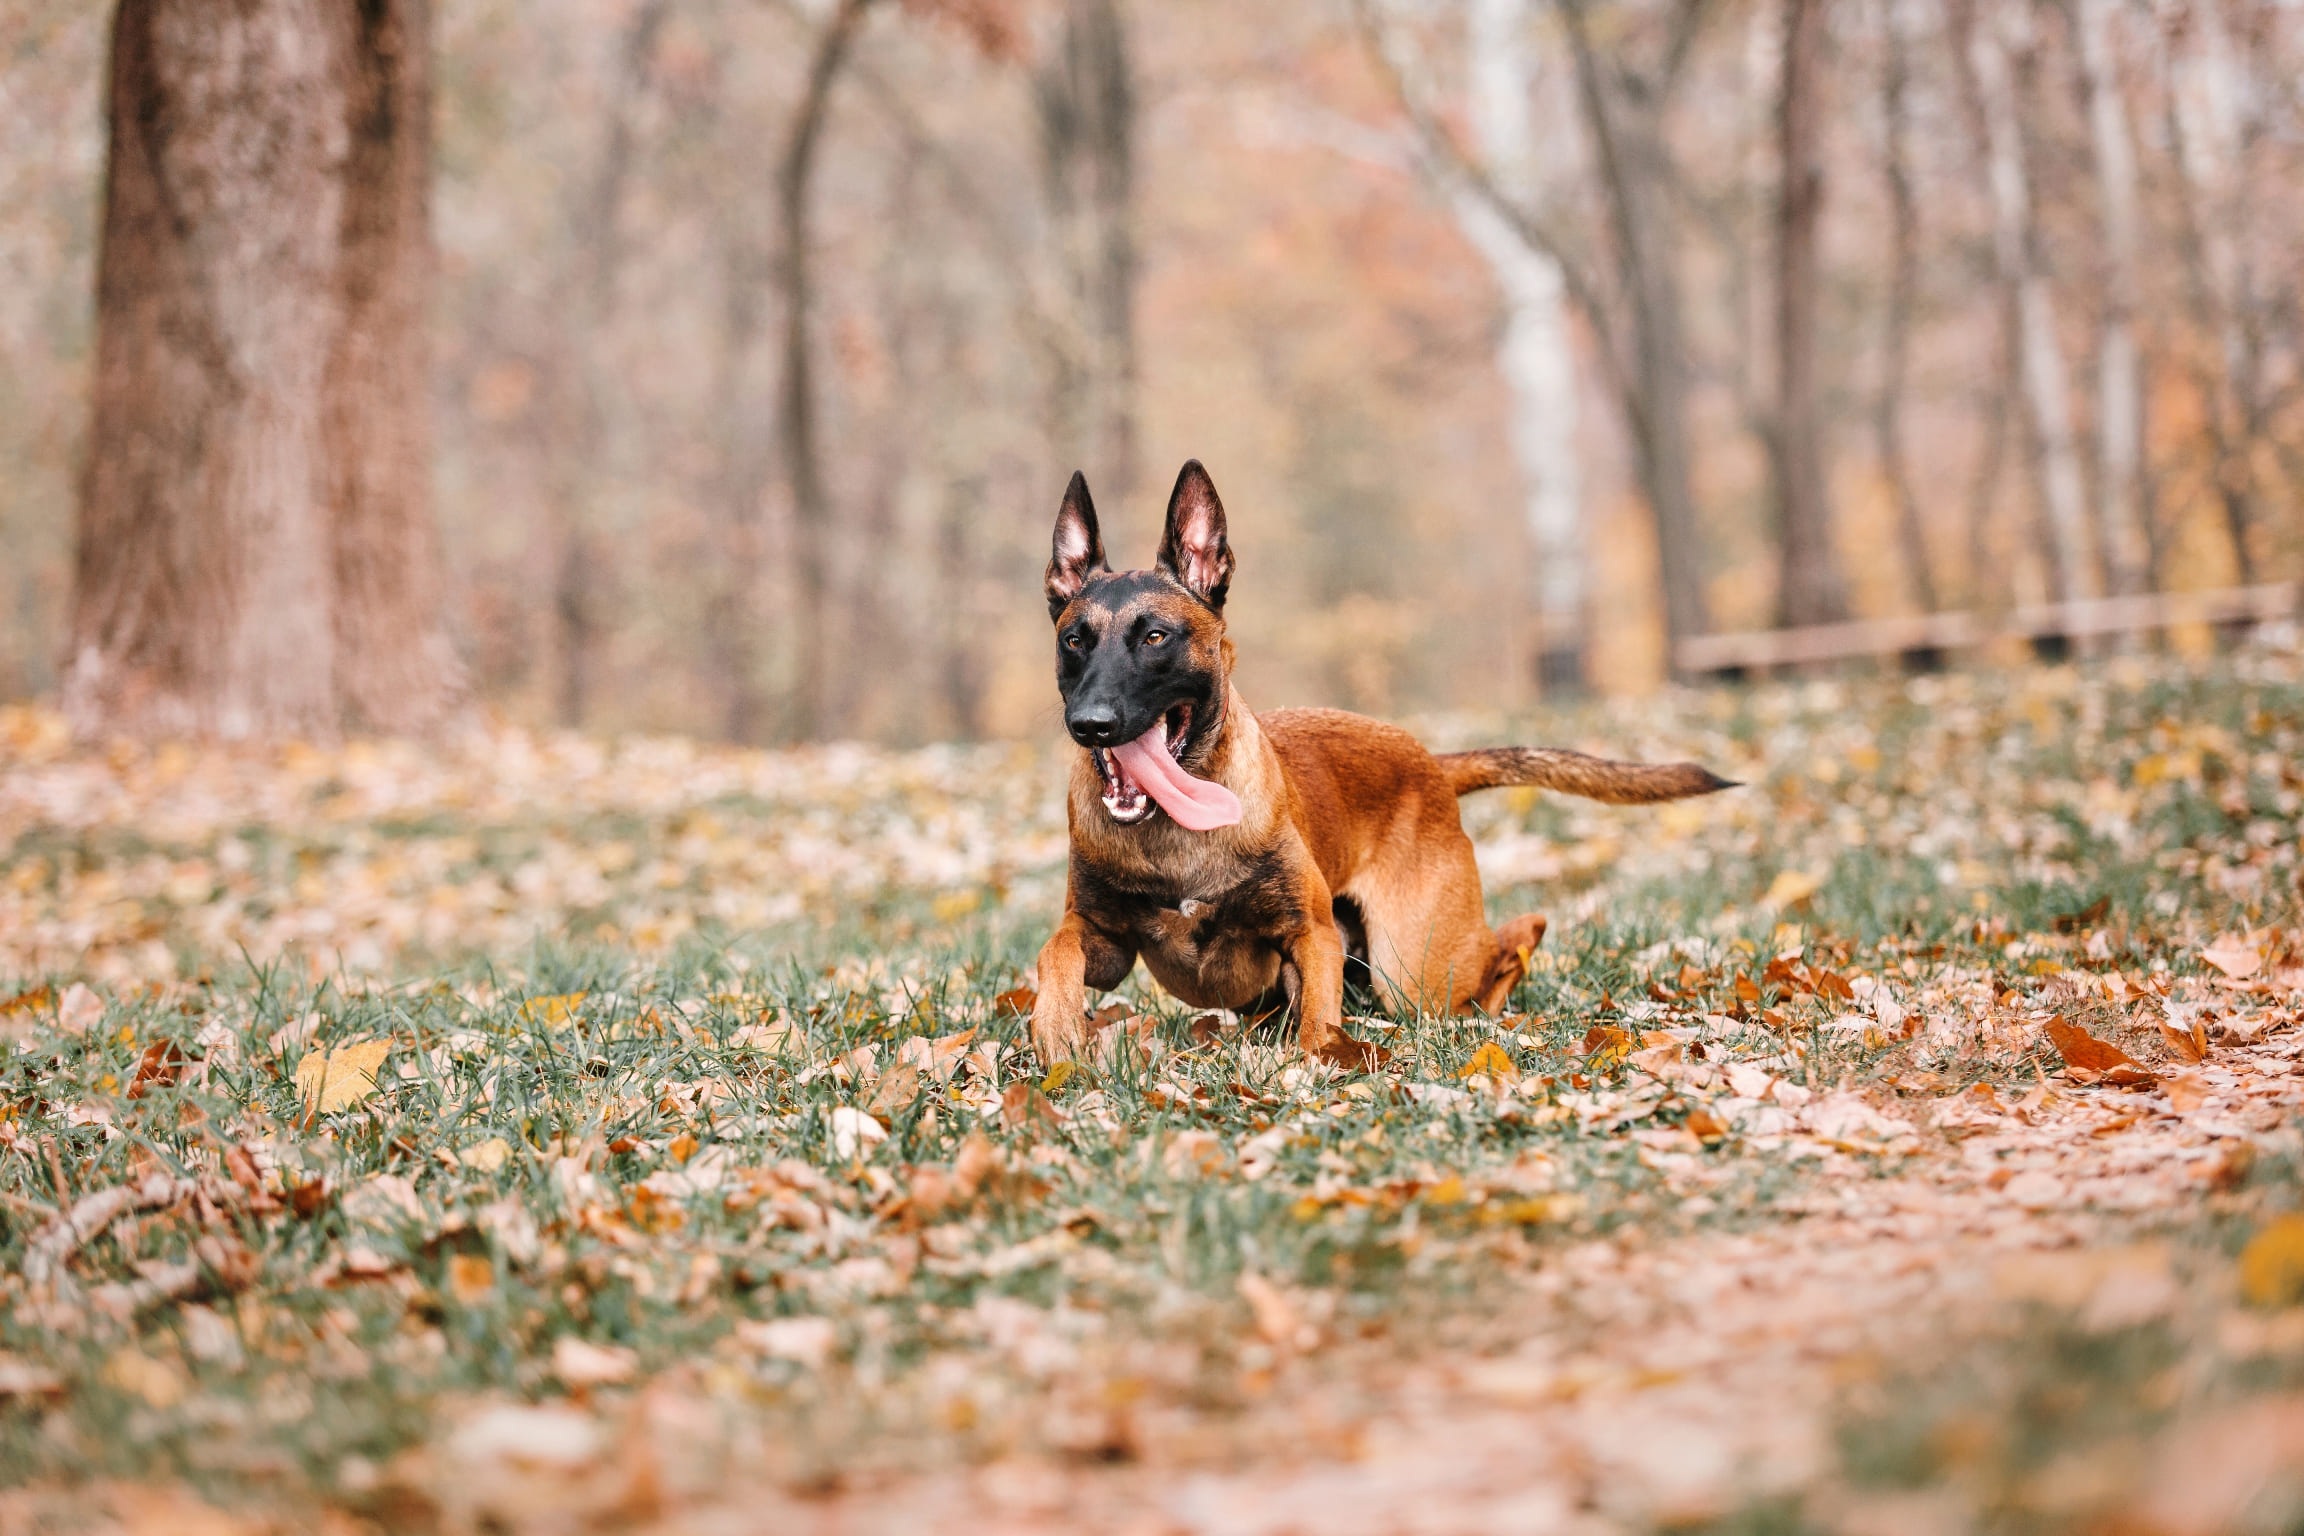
[{"left": 3, "top": 652, "right": 2304, "bottom": 1534}]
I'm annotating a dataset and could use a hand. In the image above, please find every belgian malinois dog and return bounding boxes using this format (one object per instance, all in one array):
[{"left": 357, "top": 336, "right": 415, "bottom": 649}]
[{"left": 1030, "top": 461, "right": 1732, "bottom": 1069}]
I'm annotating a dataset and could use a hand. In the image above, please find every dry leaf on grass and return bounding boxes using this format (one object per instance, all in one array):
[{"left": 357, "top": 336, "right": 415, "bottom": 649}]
[
  {"left": 294, "top": 1037, "right": 393, "bottom": 1114},
  {"left": 2043, "top": 1019, "right": 2156, "bottom": 1087},
  {"left": 552, "top": 1336, "right": 637, "bottom": 1387},
  {"left": 1459, "top": 1042, "right": 1519, "bottom": 1082},
  {"left": 2159, "top": 1014, "right": 2209, "bottom": 1064},
  {"left": 2201, "top": 935, "right": 2263, "bottom": 982}
]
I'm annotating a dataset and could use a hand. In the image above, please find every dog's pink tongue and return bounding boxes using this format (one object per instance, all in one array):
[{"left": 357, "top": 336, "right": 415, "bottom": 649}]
[{"left": 1111, "top": 725, "right": 1243, "bottom": 830}]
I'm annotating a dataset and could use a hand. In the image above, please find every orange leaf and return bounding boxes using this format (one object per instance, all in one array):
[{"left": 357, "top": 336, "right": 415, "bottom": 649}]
[
  {"left": 2043, "top": 1018, "right": 2141, "bottom": 1075},
  {"left": 993, "top": 986, "right": 1037, "bottom": 1019},
  {"left": 2158, "top": 1017, "right": 2208, "bottom": 1065}
]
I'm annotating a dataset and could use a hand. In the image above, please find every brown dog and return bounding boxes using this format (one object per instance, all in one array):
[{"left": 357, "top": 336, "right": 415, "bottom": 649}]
[{"left": 1030, "top": 461, "right": 1731, "bottom": 1068}]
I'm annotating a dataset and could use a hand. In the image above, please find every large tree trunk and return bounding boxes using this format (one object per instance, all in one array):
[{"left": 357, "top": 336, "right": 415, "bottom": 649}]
[
  {"left": 1960, "top": 0, "right": 2092, "bottom": 621},
  {"left": 1772, "top": 0, "right": 1846, "bottom": 628},
  {"left": 1036, "top": 0, "right": 1138, "bottom": 503},
  {"left": 2072, "top": 0, "right": 2151, "bottom": 599},
  {"left": 1561, "top": 2, "right": 1711, "bottom": 663},
  {"left": 69, "top": 0, "right": 459, "bottom": 740},
  {"left": 1457, "top": 0, "right": 1589, "bottom": 694}
]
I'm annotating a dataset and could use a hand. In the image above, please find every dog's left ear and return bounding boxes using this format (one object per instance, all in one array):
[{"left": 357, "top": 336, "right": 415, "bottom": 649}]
[{"left": 1157, "top": 460, "right": 1234, "bottom": 610}]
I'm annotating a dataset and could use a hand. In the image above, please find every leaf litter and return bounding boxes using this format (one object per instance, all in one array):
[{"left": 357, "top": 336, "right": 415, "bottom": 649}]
[{"left": 0, "top": 653, "right": 2302, "bottom": 1530}]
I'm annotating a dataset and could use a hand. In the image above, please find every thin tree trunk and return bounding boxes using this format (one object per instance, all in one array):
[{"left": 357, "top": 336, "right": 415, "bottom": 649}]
[
  {"left": 2165, "top": 2, "right": 2259, "bottom": 585},
  {"left": 1959, "top": 0, "right": 2092, "bottom": 621},
  {"left": 1036, "top": 0, "right": 1138, "bottom": 503},
  {"left": 546, "top": 0, "right": 668, "bottom": 731},
  {"left": 1561, "top": 1, "right": 1711, "bottom": 662},
  {"left": 69, "top": 0, "right": 458, "bottom": 740},
  {"left": 2073, "top": 0, "right": 2151, "bottom": 599},
  {"left": 777, "top": 0, "right": 876, "bottom": 742},
  {"left": 1875, "top": 0, "right": 1937, "bottom": 613},
  {"left": 1457, "top": 0, "right": 1588, "bottom": 692},
  {"left": 1773, "top": 0, "right": 1845, "bottom": 629}
]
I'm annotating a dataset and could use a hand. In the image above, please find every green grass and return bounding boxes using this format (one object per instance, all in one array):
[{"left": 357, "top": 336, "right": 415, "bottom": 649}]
[{"left": 1, "top": 653, "right": 2301, "bottom": 1513}]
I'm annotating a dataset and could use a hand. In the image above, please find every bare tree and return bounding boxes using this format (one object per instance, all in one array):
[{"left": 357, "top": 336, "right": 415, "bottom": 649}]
[
  {"left": 1558, "top": 0, "right": 1716, "bottom": 661},
  {"left": 1874, "top": 0, "right": 1938, "bottom": 612},
  {"left": 1954, "top": 0, "right": 2092, "bottom": 622},
  {"left": 2164, "top": 0, "right": 2265, "bottom": 585},
  {"left": 547, "top": 0, "right": 670, "bottom": 730},
  {"left": 2073, "top": 0, "right": 2152, "bottom": 598},
  {"left": 1453, "top": 0, "right": 1590, "bottom": 690},
  {"left": 1037, "top": 0, "right": 1138, "bottom": 503},
  {"left": 1773, "top": 0, "right": 1847, "bottom": 627},
  {"left": 68, "top": 0, "right": 460, "bottom": 739},
  {"left": 778, "top": 0, "right": 879, "bottom": 741}
]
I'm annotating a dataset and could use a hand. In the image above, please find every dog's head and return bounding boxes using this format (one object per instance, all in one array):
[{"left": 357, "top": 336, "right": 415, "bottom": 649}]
[{"left": 1045, "top": 460, "right": 1236, "bottom": 824}]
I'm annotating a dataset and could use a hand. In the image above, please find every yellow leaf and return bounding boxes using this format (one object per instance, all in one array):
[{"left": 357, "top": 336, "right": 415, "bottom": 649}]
[
  {"left": 2239, "top": 1216, "right": 2304, "bottom": 1309},
  {"left": 1458, "top": 1042, "right": 1519, "bottom": 1081},
  {"left": 446, "top": 1253, "right": 496, "bottom": 1306},
  {"left": 1041, "top": 1060, "right": 1082, "bottom": 1095},
  {"left": 457, "top": 1137, "right": 511, "bottom": 1172},
  {"left": 1761, "top": 869, "right": 1824, "bottom": 909},
  {"left": 520, "top": 993, "right": 587, "bottom": 1030},
  {"left": 294, "top": 1037, "right": 393, "bottom": 1114}
]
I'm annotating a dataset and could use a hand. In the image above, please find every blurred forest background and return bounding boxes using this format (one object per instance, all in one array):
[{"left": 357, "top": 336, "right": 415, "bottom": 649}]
[{"left": 2, "top": 0, "right": 2301, "bottom": 745}]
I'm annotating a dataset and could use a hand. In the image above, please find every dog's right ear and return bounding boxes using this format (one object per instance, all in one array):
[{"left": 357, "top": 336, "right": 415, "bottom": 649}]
[{"left": 1045, "top": 471, "right": 1109, "bottom": 620}]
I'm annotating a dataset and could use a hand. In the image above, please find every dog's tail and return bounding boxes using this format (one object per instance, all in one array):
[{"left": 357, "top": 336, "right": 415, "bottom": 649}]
[{"left": 1436, "top": 746, "right": 1735, "bottom": 804}]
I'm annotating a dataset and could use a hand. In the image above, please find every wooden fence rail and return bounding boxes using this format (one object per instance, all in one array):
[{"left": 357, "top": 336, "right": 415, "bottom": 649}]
[{"left": 1674, "top": 582, "right": 2298, "bottom": 675}]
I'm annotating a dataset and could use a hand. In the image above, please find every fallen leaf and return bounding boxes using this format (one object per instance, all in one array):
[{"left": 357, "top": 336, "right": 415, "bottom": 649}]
[
  {"left": 2201, "top": 935, "right": 2263, "bottom": 981},
  {"left": 1579, "top": 1025, "right": 1631, "bottom": 1068},
  {"left": 1237, "top": 1271, "right": 1309, "bottom": 1349},
  {"left": 1684, "top": 1105, "right": 1728, "bottom": 1143},
  {"left": 2159, "top": 1014, "right": 2209, "bottom": 1064},
  {"left": 737, "top": 1315, "right": 838, "bottom": 1368},
  {"left": 1458, "top": 1042, "right": 1519, "bottom": 1082},
  {"left": 2239, "top": 1215, "right": 2304, "bottom": 1308},
  {"left": 2163, "top": 1071, "right": 2212, "bottom": 1114},
  {"left": 828, "top": 1106, "right": 887, "bottom": 1160},
  {"left": 866, "top": 1063, "right": 924, "bottom": 1117},
  {"left": 520, "top": 993, "right": 587, "bottom": 1029},
  {"left": 447, "top": 1252, "right": 496, "bottom": 1305},
  {"left": 552, "top": 1335, "right": 637, "bottom": 1387},
  {"left": 1001, "top": 1080, "right": 1060, "bottom": 1134},
  {"left": 56, "top": 983, "right": 103, "bottom": 1037},
  {"left": 458, "top": 1137, "right": 512, "bottom": 1172},
  {"left": 1761, "top": 869, "right": 1824, "bottom": 909},
  {"left": 294, "top": 1037, "right": 393, "bottom": 1114},
  {"left": 125, "top": 1038, "right": 190, "bottom": 1099},
  {"left": 2043, "top": 1018, "right": 2152, "bottom": 1084},
  {"left": 993, "top": 986, "right": 1037, "bottom": 1019}
]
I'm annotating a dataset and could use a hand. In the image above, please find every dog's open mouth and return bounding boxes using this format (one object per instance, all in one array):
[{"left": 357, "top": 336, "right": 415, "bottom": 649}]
[{"left": 1093, "top": 704, "right": 1193, "bottom": 824}]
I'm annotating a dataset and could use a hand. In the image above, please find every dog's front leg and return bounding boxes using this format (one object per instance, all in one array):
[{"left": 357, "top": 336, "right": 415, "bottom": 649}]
[
  {"left": 1029, "top": 911, "right": 1135, "bottom": 1064},
  {"left": 1282, "top": 917, "right": 1389, "bottom": 1072}
]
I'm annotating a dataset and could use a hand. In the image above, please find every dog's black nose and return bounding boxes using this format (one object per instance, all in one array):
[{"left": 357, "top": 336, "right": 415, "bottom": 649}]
[{"left": 1068, "top": 707, "right": 1120, "bottom": 746}]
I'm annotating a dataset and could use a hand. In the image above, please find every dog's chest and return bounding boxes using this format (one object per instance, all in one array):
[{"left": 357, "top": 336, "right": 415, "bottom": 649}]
[{"left": 1077, "top": 846, "right": 1304, "bottom": 957}]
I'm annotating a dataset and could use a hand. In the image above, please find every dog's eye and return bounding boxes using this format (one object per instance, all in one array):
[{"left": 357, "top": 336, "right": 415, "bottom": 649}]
[
  {"left": 1143, "top": 630, "right": 1167, "bottom": 646},
  {"left": 1064, "top": 633, "right": 1084, "bottom": 652}
]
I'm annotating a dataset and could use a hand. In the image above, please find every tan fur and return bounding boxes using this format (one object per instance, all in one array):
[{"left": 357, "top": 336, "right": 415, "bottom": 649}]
[{"left": 1032, "top": 693, "right": 1727, "bottom": 1069}]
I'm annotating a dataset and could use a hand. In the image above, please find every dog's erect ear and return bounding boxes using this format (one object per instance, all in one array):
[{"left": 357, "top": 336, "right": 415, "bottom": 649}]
[
  {"left": 1156, "top": 460, "right": 1234, "bottom": 610},
  {"left": 1045, "top": 471, "right": 1110, "bottom": 620}
]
